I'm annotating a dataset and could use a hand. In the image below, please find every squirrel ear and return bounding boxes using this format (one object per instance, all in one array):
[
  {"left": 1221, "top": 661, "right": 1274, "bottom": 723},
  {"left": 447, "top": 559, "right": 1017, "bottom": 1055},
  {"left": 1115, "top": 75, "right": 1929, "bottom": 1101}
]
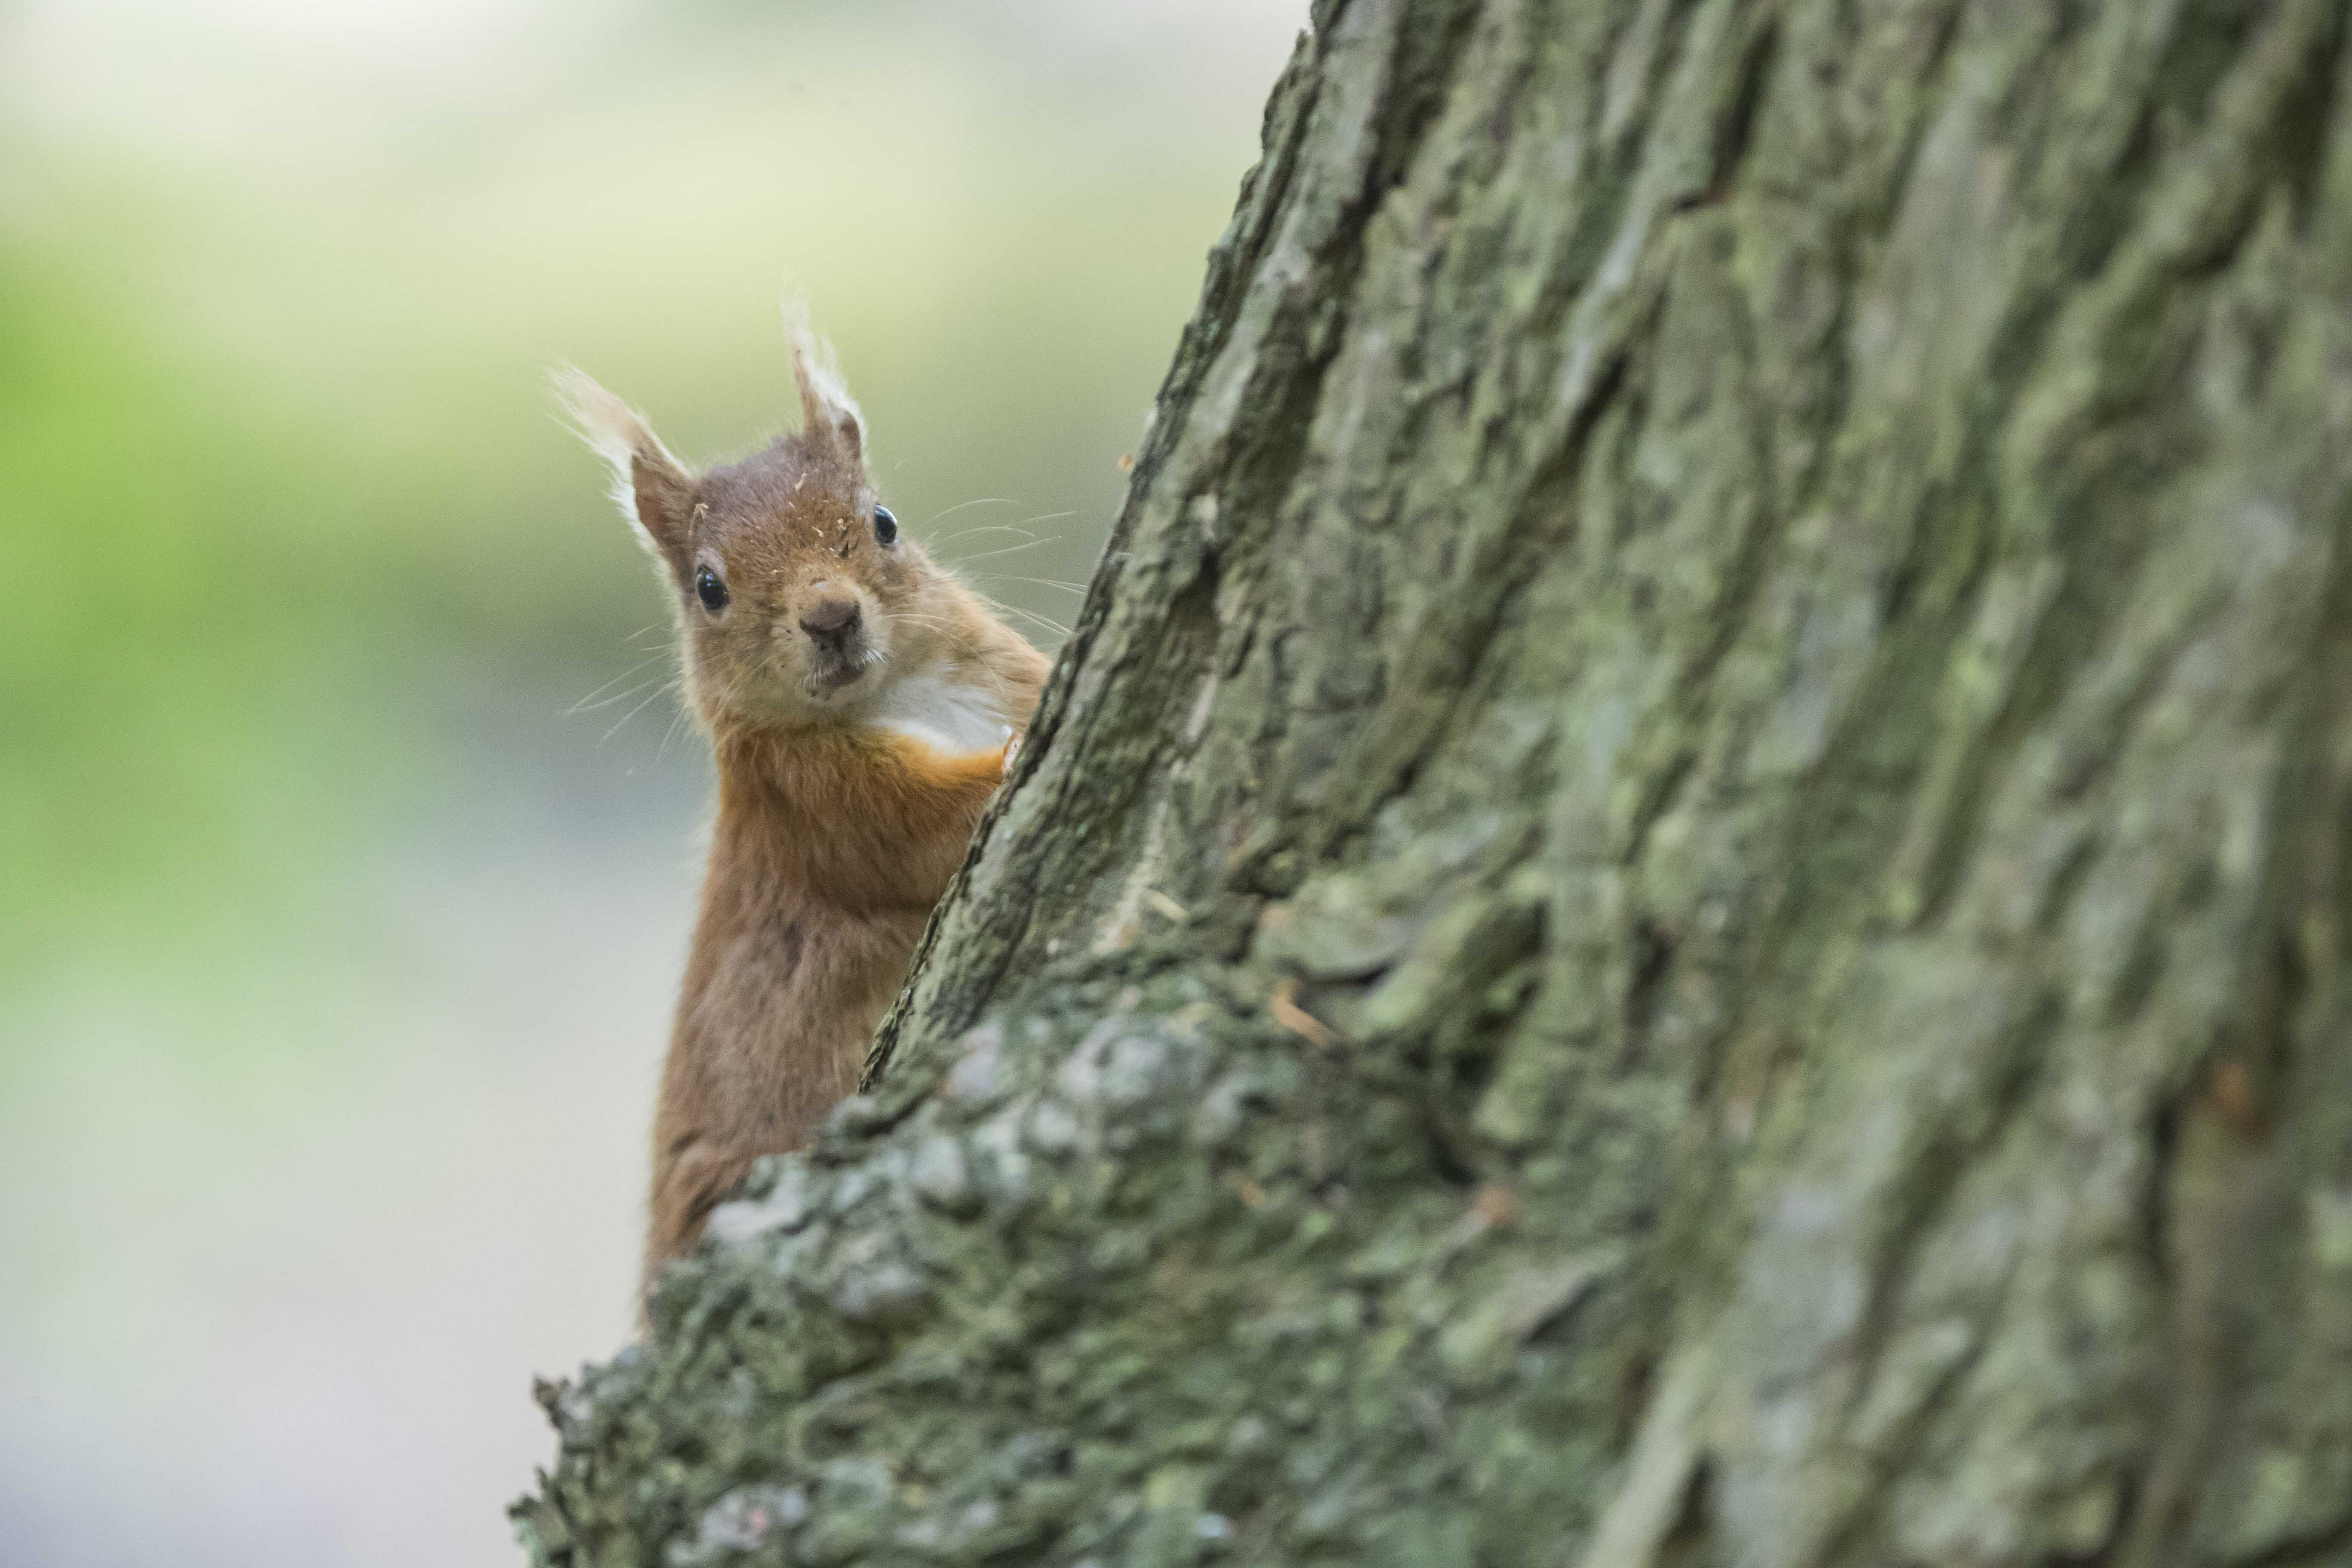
[
  {"left": 781, "top": 296, "right": 866, "bottom": 469},
  {"left": 551, "top": 364, "right": 696, "bottom": 563}
]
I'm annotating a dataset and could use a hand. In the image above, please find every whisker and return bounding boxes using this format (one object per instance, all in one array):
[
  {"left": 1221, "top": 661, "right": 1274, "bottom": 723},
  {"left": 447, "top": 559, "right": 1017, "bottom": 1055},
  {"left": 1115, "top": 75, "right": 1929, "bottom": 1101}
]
[
  {"left": 655, "top": 701, "right": 693, "bottom": 765},
  {"left": 566, "top": 656, "right": 667, "bottom": 715},
  {"left": 969, "top": 589, "right": 1070, "bottom": 639},
  {"left": 573, "top": 678, "right": 668, "bottom": 717},
  {"left": 920, "top": 496, "right": 1015, "bottom": 528},
  {"left": 975, "top": 576, "right": 1088, "bottom": 597},
  {"left": 603, "top": 677, "right": 681, "bottom": 745},
  {"left": 948, "top": 536, "right": 1059, "bottom": 565},
  {"left": 1002, "top": 605, "right": 1072, "bottom": 639},
  {"left": 571, "top": 658, "right": 668, "bottom": 719},
  {"left": 937, "top": 510, "right": 1082, "bottom": 560},
  {"left": 926, "top": 522, "right": 1039, "bottom": 549},
  {"left": 883, "top": 612, "right": 984, "bottom": 654}
]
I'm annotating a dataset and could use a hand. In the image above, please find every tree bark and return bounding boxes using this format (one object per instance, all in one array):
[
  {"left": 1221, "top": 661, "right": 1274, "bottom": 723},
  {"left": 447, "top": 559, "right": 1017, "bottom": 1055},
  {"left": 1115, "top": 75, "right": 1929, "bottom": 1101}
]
[{"left": 517, "top": 1, "right": 2352, "bottom": 1564}]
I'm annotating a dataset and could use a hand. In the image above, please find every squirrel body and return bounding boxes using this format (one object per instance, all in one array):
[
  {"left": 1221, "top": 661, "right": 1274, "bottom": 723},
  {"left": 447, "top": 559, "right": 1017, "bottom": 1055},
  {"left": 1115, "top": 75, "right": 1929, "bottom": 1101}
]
[{"left": 558, "top": 313, "right": 1048, "bottom": 1294}]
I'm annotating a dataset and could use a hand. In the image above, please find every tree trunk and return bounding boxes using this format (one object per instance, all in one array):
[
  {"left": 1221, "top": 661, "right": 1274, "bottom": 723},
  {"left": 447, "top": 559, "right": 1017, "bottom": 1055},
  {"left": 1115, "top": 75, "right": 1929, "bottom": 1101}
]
[{"left": 516, "top": 1, "right": 2352, "bottom": 1563}]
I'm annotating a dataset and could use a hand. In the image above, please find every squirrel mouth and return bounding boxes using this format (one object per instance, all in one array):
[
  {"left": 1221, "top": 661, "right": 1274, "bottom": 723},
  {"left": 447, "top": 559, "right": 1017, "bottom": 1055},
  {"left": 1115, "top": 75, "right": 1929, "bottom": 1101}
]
[{"left": 808, "top": 653, "right": 868, "bottom": 693}]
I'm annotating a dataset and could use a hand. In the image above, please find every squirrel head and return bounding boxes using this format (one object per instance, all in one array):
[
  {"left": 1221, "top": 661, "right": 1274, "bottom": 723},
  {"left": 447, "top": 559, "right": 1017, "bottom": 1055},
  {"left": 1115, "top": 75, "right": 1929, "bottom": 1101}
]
[{"left": 557, "top": 307, "right": 973, "bottom": 738}]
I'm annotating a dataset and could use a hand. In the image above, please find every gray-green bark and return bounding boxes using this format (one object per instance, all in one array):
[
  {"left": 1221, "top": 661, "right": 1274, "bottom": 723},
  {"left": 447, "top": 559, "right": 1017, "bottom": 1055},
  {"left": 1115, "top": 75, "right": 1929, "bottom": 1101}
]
[{"left": 517, "top": 1, "right": 2352, "bottom": 1563}]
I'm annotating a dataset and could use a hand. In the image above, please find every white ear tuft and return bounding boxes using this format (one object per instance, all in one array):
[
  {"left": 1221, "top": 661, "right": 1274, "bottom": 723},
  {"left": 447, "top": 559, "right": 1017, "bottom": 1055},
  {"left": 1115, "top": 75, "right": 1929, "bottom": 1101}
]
[
  {"left": 551, "top": 362, "right": 693, "bottom": 557},
  {"left": 781, "top": 294, "right": 867, "bottom": 466}
]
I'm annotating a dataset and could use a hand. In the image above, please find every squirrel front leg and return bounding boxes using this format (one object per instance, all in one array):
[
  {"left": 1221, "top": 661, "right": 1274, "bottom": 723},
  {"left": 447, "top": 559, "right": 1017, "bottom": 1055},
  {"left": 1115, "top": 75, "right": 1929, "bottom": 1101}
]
[{"left": 880, "top": 732, "right": 1019, "bottom": 831}]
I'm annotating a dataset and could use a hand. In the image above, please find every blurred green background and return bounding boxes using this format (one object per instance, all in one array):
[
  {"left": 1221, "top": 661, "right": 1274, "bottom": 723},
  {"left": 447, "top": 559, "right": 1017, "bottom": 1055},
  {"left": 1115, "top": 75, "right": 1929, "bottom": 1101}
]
[{"left": 0, "top": 2, "right": 1299, "bottom": 1562}]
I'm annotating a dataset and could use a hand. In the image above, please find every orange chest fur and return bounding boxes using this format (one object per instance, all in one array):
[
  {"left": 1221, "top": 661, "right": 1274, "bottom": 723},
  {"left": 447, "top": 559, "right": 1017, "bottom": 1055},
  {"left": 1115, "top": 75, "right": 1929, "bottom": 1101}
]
[{"left": 709, "top": 725, "right": 1008, "bottom": 916}]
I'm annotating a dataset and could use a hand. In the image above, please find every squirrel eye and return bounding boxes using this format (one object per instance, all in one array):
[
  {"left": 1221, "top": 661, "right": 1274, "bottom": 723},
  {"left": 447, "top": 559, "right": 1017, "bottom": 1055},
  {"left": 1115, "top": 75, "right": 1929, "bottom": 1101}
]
[
  {"left": 695, "top": 566, "right": 729, "bottom": 613},
  {"left": 872, "top": 505, "right": 898, "bottom": 546}
]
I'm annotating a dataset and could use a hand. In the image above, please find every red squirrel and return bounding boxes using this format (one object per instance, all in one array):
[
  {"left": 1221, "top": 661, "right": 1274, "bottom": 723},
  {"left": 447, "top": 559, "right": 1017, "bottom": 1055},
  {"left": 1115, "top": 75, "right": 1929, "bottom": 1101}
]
[{"left": 557, "top": 309, "right": 1050, "bottom": 1294}]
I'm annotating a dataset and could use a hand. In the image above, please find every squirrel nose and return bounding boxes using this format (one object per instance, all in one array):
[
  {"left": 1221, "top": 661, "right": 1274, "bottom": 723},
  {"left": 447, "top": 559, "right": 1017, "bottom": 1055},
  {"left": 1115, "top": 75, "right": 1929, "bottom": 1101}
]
[{"left": 799, "top": 596, "right": 862, "bottom": 645}]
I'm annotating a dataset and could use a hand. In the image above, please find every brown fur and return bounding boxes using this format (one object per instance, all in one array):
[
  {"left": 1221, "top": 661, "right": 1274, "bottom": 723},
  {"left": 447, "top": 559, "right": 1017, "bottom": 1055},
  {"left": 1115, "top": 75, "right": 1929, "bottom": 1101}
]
[{"left": 557, "top": 319, "right": 1050, "bottom": 1299}]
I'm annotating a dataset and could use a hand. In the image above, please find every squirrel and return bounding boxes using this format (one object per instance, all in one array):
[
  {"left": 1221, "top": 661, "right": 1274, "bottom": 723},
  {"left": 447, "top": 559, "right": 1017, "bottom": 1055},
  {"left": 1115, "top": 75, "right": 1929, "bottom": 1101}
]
[{"left": 556, "top": 308, "right": 1050, "bottom": 1297}]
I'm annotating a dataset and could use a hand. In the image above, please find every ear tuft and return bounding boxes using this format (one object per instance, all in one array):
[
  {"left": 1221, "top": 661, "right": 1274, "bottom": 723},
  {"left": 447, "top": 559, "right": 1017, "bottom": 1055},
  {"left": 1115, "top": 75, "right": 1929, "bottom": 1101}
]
[
  {"left": 781, "top": 295, "right": 867, "bottom": 469},
  {"left": 551, "top": 363, "right": 695, "bottom": 561}
]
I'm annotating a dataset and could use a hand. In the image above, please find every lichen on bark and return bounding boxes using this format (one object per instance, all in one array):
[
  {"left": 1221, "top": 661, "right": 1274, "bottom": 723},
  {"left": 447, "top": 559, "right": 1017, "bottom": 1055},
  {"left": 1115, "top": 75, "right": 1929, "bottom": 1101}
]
[{"left": 518, "top": 1, "right": 2352, "bottom": 1564}]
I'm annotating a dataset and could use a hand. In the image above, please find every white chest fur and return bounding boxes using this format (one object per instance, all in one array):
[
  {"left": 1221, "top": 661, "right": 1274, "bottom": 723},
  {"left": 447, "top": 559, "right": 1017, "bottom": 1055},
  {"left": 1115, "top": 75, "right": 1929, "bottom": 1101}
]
[{"left": 869, "top": 671, "right": 1014, "bottom": 756}]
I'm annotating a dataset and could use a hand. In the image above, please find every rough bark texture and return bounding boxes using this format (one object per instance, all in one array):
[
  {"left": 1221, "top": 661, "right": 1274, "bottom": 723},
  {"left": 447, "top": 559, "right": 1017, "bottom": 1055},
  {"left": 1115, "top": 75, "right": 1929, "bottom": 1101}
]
[{"left": 517, "top": 1, "right": 2352, "bottom": 1564}]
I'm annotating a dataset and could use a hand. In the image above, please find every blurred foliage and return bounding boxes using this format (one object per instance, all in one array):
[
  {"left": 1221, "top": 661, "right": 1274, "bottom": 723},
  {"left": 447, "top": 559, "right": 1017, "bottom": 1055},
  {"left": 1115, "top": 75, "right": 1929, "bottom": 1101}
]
[
  {"left": 0, "top": 221, "right": 383, "bottom": 974},
  {"left": 0, "top": 2, "right": 1281, "bottom": 992}
]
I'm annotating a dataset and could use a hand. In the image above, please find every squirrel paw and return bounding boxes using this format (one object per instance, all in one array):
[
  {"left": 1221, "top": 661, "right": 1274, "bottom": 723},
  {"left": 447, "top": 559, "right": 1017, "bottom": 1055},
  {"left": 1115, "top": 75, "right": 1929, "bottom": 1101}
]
[{"left": 1001, "top": 730, "right": 1023, "bottom": 776}]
